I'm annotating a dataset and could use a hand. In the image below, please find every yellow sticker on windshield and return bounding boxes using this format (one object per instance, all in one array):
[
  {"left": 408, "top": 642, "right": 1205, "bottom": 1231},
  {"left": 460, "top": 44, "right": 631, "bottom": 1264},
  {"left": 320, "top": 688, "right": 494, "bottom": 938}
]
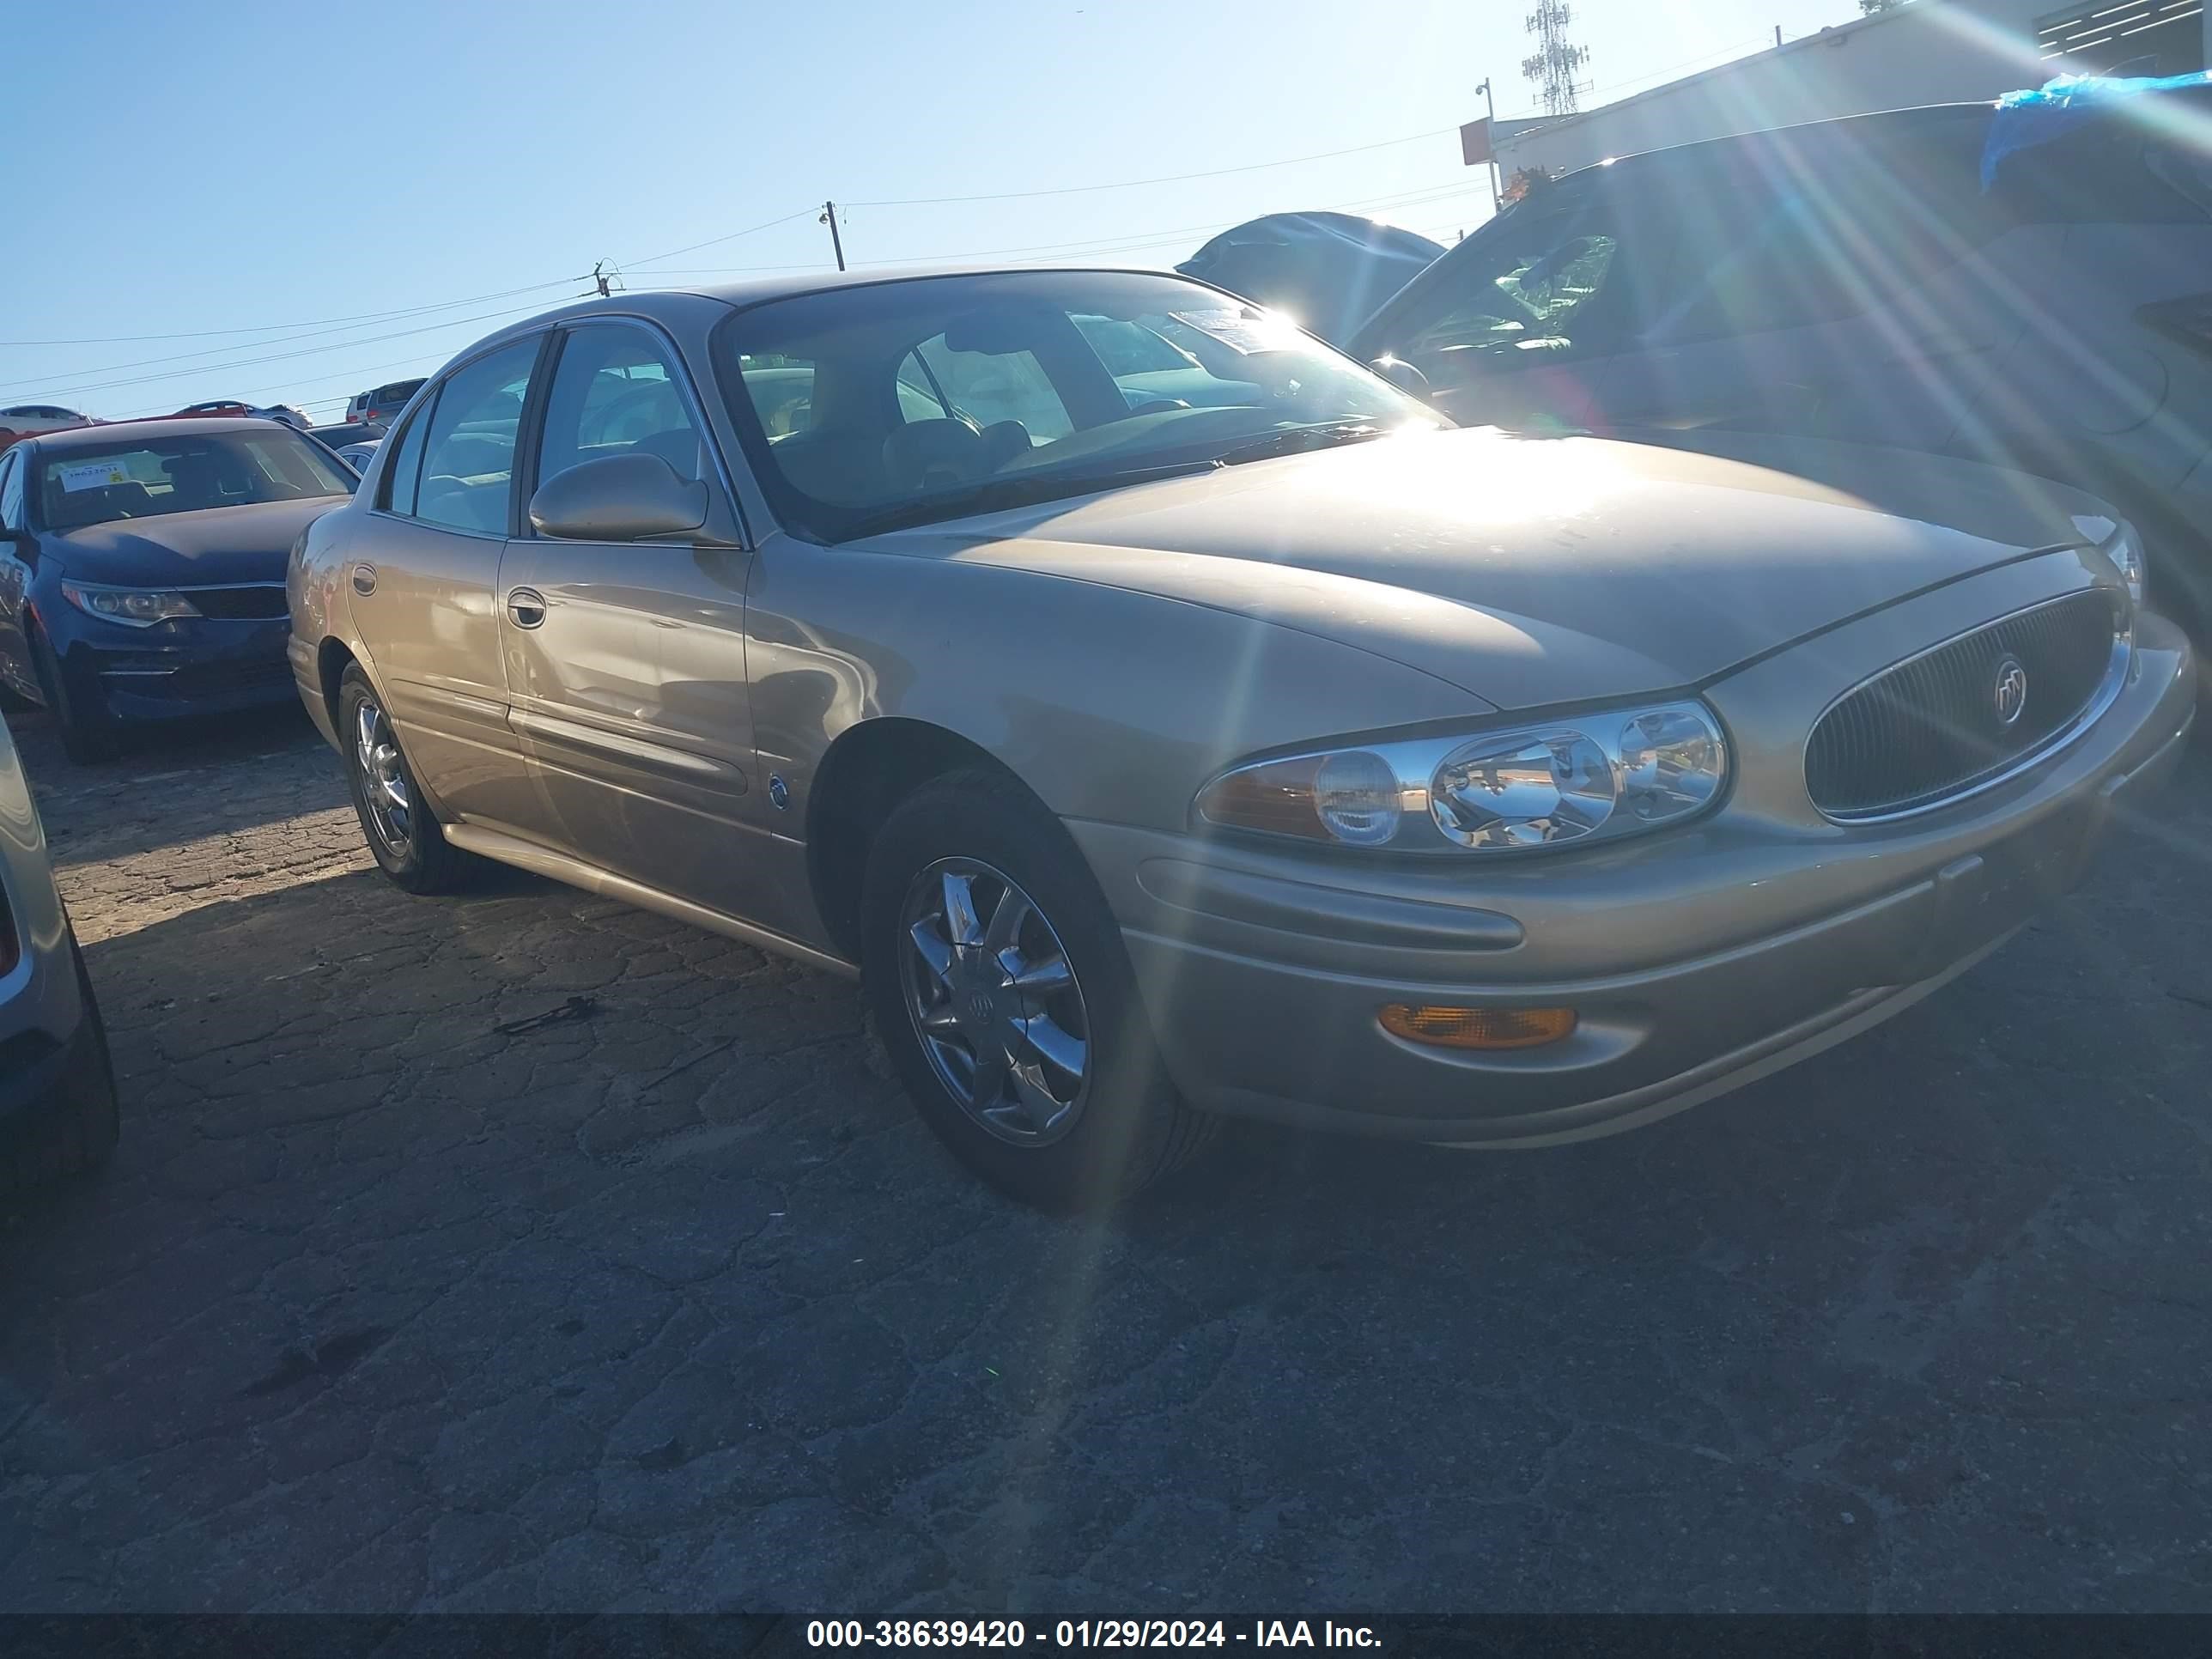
[{"left": 57, "top": 461, "right": 131, "bottom": 492}]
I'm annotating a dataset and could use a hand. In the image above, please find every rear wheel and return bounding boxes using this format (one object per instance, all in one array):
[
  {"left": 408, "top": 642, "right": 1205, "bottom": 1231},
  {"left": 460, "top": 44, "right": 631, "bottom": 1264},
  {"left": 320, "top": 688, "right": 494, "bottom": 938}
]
[
  {"left": 338, "top": 664, "right": 482, "bottom": 894},
  {"left": 27, "top": 621, "right": 119, "bottom": 765},
  {"left": 3, "top": 941, "right": 119, "bottom": 1195},
  {"left": 861, "top": 769, "right": 1217, "bottom": 1211}
]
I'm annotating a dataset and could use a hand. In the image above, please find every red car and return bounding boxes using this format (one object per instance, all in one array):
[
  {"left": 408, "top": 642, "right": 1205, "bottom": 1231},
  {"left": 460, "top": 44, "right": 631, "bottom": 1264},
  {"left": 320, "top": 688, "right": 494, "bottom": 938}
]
[{"left": 167, "top": 400, "right": 254, "bottom": 419}]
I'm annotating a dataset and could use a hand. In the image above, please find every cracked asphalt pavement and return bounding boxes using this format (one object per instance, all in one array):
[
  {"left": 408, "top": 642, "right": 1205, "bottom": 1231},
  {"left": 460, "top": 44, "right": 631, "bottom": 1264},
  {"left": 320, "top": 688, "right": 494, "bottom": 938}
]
[{"left": 3, "top": 704, "right": 2209, "bottom": 1613}]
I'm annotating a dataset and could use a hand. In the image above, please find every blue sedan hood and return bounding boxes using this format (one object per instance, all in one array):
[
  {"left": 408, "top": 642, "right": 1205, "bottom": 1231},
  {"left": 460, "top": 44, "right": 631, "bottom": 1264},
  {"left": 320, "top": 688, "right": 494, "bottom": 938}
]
[{"left": 46, "top": 497, "right": 341, "bottom": 586}]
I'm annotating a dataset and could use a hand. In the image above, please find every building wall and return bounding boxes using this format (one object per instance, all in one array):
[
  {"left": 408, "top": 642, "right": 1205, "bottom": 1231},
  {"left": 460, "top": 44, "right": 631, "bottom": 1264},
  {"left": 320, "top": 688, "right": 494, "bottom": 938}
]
[{"left": 1493, "top": 0, "right": 2209, "bottom": 180}]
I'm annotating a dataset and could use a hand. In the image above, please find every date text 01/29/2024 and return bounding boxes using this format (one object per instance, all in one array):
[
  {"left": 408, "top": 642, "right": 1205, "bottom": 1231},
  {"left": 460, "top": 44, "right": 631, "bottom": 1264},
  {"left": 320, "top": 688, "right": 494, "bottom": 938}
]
[{"left": 805, "top": 1621, "right": 1382, "bottom": 1649}]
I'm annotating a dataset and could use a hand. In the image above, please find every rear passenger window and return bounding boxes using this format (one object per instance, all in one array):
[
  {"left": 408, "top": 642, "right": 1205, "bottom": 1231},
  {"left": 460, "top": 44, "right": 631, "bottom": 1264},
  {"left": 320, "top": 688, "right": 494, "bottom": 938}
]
[{"left": 412, "top": 340, "right": 539, "bottom": 534}]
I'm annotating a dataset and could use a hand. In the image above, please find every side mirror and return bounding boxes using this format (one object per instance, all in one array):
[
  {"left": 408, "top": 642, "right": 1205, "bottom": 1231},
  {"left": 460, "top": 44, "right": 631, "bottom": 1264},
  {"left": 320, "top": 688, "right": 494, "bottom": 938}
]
[
  {"left": 529, "top": 452, "right": 709, "bottom": 542},
  {"left": 1370, "top": 356, "right": 1432, "bottom": 397}
]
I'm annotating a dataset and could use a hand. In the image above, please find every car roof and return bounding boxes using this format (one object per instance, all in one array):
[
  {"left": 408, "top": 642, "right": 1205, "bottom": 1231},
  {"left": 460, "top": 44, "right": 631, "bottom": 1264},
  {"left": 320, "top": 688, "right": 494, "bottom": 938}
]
[
  {"left": 1567, "top": 83, "right": 2212, "bottom": 183},
  {"left": 1571, "top": 101, "right": 1993, "bottom": 182},
  {"left": 29, "top": 416, "right": 298, "bottom": 451},
  {"left": 453, "top": 266, "right": 1237, "bottom": 354}
]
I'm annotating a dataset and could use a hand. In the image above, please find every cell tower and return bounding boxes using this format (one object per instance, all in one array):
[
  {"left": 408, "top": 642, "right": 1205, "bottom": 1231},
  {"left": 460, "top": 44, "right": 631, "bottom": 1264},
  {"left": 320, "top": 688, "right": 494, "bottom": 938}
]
[{"left": 1522, "top": 0, "right": 1591, "bottom": 116}]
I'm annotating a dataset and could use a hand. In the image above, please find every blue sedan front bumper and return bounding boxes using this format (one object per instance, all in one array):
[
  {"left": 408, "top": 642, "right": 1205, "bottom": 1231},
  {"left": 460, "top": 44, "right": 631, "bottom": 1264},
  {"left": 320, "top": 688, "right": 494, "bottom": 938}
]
[{"left": 50, "top": 616, "right": 297, "bottom": 724}]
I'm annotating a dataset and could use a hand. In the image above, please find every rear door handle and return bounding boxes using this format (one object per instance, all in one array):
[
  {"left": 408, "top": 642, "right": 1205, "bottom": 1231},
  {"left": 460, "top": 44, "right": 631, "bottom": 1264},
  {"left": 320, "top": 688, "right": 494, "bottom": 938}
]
[
  {"left": 506, "top": 586, "right": 547, "bottom": 629},
  {"left": 350, "top": 563, "right": 376, "bottom": 596}
]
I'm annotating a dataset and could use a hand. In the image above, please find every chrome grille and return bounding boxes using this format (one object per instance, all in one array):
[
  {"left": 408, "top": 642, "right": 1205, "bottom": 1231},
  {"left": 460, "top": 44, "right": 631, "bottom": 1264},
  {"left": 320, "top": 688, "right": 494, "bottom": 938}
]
[{"left": 1804, "top": 589, "right": 2126, "bottom": 821}]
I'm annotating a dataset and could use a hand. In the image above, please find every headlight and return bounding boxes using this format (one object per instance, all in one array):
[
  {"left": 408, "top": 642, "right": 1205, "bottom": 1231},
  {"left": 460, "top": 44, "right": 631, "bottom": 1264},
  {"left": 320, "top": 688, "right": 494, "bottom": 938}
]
[
  {"left": 1195, "top": 699, "right": 1729, "bottom": 854},
  {"left": 2106, "top": 526, "right": 2146, "bottom": 609},
  {"left": 60, "top": 581, "right": 200, "bottom": 628}
]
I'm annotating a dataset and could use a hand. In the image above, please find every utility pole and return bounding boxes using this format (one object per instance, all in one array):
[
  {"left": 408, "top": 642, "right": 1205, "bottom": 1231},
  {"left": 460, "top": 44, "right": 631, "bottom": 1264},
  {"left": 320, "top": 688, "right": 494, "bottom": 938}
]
[
  {"left": 819, "top": 201, "right": 847, "bottom": 272},
  {"left": 1475, "top": 76, "right": 1502, "bottom": 216},
  {"left": 1522, "top": 0, "right": 1591, "bottom": 117}
]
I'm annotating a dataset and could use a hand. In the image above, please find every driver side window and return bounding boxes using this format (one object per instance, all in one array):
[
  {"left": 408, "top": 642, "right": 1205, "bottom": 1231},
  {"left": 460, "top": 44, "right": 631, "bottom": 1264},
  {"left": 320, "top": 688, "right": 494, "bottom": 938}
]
[
  {"left": 1397, "top": 199, "right": 1626, "bottom": 372},
  {"left": 538, "top": 325, "right": 709, "bottom": 492}
]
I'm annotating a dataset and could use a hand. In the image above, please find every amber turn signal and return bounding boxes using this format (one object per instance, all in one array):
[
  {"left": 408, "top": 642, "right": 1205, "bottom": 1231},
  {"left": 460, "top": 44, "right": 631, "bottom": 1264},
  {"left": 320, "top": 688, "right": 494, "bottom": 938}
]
[{"left": 1377, "top": 1004, "right": 1577, "bottom": 1050}]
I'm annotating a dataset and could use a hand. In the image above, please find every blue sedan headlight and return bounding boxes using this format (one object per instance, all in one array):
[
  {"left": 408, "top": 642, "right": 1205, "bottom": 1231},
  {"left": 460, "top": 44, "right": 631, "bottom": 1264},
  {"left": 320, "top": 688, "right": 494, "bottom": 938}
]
[{"left": 61, "top": 581, "right": 201, "bottom": 628}]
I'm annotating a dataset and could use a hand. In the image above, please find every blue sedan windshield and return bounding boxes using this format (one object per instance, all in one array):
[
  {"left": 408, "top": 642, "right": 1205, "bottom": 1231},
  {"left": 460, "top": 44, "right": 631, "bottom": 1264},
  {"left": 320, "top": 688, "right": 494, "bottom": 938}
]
[{"left": 36, "top": 432, "right": 353, "bottom": 531}]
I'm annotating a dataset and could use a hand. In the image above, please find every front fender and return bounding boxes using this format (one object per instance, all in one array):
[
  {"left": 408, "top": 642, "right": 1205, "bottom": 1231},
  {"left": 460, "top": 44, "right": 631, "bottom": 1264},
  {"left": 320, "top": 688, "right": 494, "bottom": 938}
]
[
  {"left": 745, "top": 533, "right": 1487, "bottom": 836},
  {"left": 286, "top": 504, "right": 374, "bottom": 749}
]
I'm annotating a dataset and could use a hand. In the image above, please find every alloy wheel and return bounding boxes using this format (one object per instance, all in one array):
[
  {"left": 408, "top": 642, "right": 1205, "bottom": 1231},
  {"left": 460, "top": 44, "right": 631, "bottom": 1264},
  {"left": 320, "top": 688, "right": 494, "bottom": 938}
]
[
  {"left": 898, "top": 856, "right": 1091, "bottom": 1146},
  {"left": 353, "top": 696, "right": 413, "bottom": 856}
]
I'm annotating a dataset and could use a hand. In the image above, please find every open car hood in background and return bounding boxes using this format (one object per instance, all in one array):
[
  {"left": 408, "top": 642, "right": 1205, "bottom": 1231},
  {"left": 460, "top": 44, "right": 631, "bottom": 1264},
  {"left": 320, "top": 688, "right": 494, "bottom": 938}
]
[{"left": 1177, "top": 212, "right": 1447, "bottom": 348}]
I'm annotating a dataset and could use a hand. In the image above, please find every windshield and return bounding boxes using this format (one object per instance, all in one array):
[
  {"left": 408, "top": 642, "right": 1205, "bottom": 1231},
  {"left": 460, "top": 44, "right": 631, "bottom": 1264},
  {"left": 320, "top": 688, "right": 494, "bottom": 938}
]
[
  {"left": 34, "top": 431, "right": 355, "bottom": 530},
  {"left": 711, "top": 270, "right": 1437, "bottom": 541}
]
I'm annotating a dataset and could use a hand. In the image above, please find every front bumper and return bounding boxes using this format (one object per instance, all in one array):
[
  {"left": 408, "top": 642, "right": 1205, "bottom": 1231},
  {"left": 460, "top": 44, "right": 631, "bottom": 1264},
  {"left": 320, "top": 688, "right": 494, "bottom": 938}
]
[
  {"left": 58, "top": 618, "right": 297, "bottom": 723},
  {"left": 1072, "top": 609, "right": 2196, "bottom": 1146}
]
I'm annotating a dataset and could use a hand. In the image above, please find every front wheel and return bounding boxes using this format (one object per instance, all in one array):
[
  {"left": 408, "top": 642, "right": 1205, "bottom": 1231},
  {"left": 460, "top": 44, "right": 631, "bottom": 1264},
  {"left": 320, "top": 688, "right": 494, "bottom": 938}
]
[
  {"left": 28, "top": 623, "right": 118, "bottom": 765},
  {"left": 861, "top": 769, "right": 1216, "bottom": 1211},
  {"left": 337, "top": 664, "right": 481, "bottom": 894}
]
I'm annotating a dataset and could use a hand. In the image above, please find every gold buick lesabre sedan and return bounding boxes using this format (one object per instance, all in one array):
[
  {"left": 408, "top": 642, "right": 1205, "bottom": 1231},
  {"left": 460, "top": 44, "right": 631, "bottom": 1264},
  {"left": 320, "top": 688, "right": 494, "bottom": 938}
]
[{"left": 288, "top": 267, "right": 2196, "bottom": 1209}]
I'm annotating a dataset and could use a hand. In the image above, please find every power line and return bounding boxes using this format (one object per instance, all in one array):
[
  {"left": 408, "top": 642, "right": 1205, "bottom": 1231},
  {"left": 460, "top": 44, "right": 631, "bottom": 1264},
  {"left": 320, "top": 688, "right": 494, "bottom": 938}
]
[
  {"left": 0, "top": 278, "right": 581, "bottom": 351},
  {"left": 0, "top": 279, "right": 582, "bottom": 397},
  {"left": 19, "top": 125, "right": 1496, "bottom": 411},
  {"left": 641, "top": 180, "right": 1492, "bottom": 280},
  {"left": 108, "top": 342, "right": 495, "bottom": 420},
  {"left": 32, "top": 299, "right": 558, "bottom": 404},
  {"left": 618, "top": 206, "right": 820, "bottom": 270}
]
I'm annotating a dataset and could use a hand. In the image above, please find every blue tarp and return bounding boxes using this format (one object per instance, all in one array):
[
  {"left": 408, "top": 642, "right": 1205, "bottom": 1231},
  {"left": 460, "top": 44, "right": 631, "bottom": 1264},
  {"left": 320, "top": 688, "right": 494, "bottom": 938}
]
[{"left": 1981, "top": 70, "right": 2212, "bottom": 191}]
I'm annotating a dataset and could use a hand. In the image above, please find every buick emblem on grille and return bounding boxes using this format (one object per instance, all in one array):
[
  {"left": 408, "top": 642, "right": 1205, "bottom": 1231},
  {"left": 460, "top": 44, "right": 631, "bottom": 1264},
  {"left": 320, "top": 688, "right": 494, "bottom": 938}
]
[{"left": 1991, "top": 654, "right": 2029, "bottom": 728}]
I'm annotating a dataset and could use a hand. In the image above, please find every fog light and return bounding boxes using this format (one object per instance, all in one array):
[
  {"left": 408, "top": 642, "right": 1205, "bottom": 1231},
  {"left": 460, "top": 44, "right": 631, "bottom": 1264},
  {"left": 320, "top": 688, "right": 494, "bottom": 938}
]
[{"left": 1378, "top": 1004, "right": 1577, "bottom": 1050}]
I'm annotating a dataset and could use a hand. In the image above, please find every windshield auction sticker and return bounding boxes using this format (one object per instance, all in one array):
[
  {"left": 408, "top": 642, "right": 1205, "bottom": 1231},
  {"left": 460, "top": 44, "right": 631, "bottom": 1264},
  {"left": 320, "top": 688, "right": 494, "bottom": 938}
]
[{"left": 56, "top": 460, "right": 135, "bottom": 492}]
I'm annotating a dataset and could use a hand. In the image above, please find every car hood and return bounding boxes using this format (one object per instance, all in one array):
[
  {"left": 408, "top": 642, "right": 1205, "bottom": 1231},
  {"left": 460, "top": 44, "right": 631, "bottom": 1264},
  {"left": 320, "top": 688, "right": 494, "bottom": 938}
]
[
  {"left": 877, "top": 428, "right": 2115, "bottom": 708},
  {"left": 46, "top": 497, "right": 341, "bottom": 587}
]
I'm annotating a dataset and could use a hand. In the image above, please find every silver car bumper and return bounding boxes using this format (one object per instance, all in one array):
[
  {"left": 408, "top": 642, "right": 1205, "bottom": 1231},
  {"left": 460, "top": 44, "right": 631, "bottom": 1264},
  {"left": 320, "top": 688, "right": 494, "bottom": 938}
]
[{"left": 1069, "top": 610, "right": 2196, "bottom": 1146}]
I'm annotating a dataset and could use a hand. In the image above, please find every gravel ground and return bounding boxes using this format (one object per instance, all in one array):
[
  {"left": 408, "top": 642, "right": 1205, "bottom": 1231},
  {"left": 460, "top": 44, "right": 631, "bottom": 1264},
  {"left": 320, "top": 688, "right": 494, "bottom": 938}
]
[{"left": 2, "top": 702, "right": 2209, "bottom": 1614}]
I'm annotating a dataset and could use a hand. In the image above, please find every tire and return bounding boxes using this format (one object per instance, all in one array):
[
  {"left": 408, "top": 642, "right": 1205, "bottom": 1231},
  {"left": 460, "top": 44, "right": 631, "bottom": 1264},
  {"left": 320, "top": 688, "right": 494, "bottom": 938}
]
[
  {"left": 337, "top": 663, "right": 482, "bottom": 894},
  {"left": 860, "top": 768, "right": 1218, "bottom": 1211},
  {"left": 27, "top": 620, "right": 119, "bottom": 765},
  {"left": 4, "top": 940, "right": 119, "bottom": 1195}
]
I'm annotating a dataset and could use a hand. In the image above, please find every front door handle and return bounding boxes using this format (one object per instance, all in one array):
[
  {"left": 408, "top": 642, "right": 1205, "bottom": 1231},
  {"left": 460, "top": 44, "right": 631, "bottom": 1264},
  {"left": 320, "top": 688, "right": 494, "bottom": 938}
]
[
  {"left": 351, "top": 563, "right": 376, "bottom": 596},
  {"left": 506, "top": 586, "right": 547, "bottom": 629}
]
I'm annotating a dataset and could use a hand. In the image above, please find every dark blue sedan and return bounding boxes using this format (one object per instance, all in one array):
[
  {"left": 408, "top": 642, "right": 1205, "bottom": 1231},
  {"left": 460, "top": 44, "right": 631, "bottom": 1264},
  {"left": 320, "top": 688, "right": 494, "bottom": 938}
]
[{"left": 0, "top": 419, "right": 355, "bottom": 762}]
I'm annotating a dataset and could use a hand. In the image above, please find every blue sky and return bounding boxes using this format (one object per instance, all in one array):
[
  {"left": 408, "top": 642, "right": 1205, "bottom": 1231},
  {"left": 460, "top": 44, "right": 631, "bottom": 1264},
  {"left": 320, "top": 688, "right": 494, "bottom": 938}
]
[{"left": 9, "top": 0, "right": 1864, "bottom": 422}]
